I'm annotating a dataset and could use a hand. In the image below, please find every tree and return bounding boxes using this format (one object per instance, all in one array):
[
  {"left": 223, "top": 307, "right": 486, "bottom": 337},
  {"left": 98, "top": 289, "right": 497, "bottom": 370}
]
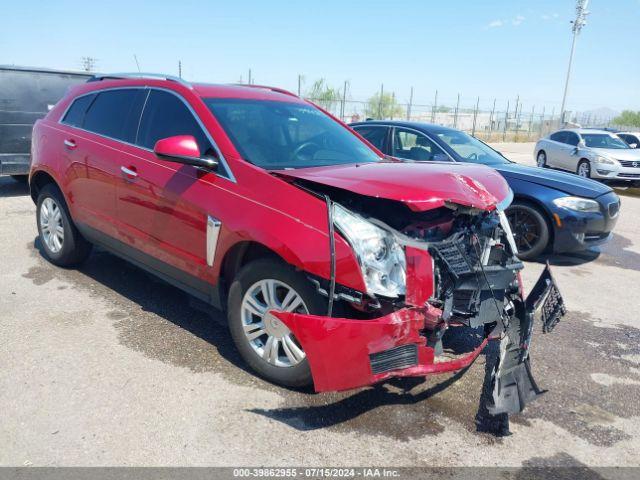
[
  {"left": 305, "top": 79, "right": 341, "bottom": 111},
  {"left": 612, "top": 110, "right": 640, "bottom": 127},
  {"left": 365, "top": 91, "right": 404, "bottom": 120}
]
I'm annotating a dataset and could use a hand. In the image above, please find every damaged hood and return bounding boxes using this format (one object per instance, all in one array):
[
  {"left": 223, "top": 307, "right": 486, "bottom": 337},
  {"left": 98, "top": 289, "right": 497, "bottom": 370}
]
[{"left": 273, "top": 161, "right": 510, "bottom": 211}]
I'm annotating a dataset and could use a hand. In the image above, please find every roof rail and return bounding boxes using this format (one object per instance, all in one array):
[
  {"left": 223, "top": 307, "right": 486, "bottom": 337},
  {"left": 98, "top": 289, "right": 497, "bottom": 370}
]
[
  {"left": 87, "top": 72, "right": 192, "bottom": 89},
  {"left": 234, "top": 84, "right": 299, "bottom": 98}
]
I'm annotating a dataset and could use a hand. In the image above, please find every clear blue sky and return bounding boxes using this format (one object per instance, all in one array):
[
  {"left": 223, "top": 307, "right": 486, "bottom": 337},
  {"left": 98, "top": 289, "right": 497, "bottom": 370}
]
[{"left": 2, "top": 0, "right": 638, "bottom": 113}]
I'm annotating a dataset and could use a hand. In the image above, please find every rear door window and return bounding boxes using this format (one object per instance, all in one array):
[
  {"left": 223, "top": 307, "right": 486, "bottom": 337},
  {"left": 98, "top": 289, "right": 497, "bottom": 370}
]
[
  {"left": 550, "top": 131, "right": 567, "bottom": 143},
  {"left": 565, "top": 132, "right": 580, "bottom": 146},
  {"left": 82, "top": 89, "right": 146, "bottom": 143},
  {"left": 136, "top": 90, "right": 212, "bottom": 155},
  {"left": 353, "top": 126, "right": 388, "bottom": 152},
  {"left": 61, "top": 94, "right": 96, "bottom": 127}
]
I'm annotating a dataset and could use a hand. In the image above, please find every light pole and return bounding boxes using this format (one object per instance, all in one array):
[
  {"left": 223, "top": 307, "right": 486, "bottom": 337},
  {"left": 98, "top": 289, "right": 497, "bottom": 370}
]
[{"left": 560, "top": 0, "right": 590, "bottom": 125}]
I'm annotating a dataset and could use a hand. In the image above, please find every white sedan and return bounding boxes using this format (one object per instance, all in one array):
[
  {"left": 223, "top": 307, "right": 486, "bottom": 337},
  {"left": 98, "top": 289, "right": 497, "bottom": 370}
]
[{"left": 534, "top": 128, "right": 640, "bottom": 183}]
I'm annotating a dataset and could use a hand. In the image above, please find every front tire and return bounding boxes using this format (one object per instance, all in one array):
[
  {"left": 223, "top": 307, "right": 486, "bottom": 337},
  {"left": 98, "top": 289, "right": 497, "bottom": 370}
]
[
  {"left": 536, "top": 151, "right": 547, "bottom": 168},
  {"left": 506, "top": 202, "right": 550, "bottom": 261},
  {"left": 36, "top": 184, "right": 92, "bottom": 267},
  {"left": 227, "top": 258, "right": 328, "bottom": 388},
  {"left": 577, "top": 159, "right": 591, "bottom": 178}
]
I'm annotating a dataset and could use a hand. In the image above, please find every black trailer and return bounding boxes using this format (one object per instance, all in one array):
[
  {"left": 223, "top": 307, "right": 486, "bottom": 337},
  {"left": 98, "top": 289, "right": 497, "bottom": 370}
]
[{"left": 0, "top": 66, "right": 91, "bottom": 179}]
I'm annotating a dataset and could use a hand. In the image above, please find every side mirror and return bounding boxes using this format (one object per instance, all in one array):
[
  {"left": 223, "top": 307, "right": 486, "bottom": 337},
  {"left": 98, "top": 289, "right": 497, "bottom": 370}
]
[
  {"left": 578, "top": 139, "right": 586, "bottom": 148},
  {"left": 432, "top": 153, "right": 450, "bottom": 162},
  {"left": 630, "top": 143, "right": 638, "bottom": 149},
  {"left": 154, "top": 135, "right": 218, "bottom": 170}
]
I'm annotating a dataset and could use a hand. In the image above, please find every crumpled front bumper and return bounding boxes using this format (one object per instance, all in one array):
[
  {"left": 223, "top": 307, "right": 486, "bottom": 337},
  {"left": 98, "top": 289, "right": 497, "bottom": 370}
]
[{"left": 273, "top": 264, "right": 565, "bottom": 415}]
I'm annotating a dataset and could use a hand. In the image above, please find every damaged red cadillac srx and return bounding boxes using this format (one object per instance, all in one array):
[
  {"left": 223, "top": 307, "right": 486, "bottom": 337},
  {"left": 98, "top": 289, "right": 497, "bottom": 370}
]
[{"left": 29, "top": 73, "right": 565, "bottom": 421}]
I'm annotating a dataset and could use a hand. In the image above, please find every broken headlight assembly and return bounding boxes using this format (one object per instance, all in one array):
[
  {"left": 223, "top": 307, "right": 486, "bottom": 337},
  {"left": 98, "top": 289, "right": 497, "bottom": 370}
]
[
  {"left": 552, "top": 196, "right": 600, "bottom": 213},
  {"left": 333, "top": 203, "right": 406, "bottom": 298}
]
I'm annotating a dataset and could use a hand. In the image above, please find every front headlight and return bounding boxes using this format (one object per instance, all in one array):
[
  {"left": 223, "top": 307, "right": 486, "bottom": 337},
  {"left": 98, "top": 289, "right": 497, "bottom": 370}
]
[
  {"left": 595, "top": 155, "right": 617, "bottom": 165},
  {"left": 552, "top": 196, "right": 600, "bottom": 213},
  {"left": 333, "top": 204, "right": 406, "bottom": 298}
]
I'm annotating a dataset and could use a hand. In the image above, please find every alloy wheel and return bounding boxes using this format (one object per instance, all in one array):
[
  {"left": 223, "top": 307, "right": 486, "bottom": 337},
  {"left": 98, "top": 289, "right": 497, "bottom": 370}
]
[
  {"left": 39, "top": 197, "right": 64, "bottom": 253},
  {"left": 537, "top": 152, "right": 546, "bottom": 168},
  {"left": 578, "top": 162, "right": 590, "bottom": 177},
  {"left": 240, "top": 279, "right": 308, "bottom": 368},
  {"left": 507, "top": 208, "right": 541, "bottom": 254}
]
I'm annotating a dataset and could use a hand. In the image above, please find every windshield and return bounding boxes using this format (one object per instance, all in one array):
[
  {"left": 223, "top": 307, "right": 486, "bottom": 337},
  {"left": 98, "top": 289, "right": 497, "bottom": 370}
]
[
  {"left": 582, "top": 133, "right": 629, "bottom": 150},
  {"left": 434, "top": 129, "right": 509, "bottom": 165},
  {"left": 204, "top": 98, "right": 382, "bottom": 169}
]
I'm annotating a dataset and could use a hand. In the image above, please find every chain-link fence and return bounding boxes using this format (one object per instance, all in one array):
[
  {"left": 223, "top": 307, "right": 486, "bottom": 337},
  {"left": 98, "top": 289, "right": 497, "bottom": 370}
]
[{"left": 301, "top": 87, "right": 625, "bottom": 143}]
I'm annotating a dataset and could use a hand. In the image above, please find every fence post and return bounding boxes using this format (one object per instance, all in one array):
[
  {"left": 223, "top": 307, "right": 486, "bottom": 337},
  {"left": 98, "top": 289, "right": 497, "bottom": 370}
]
[
  {"left": 406, "top": 86, "right": 413, "bottom": 121},
  {"left": 431, "top": 90, "right": 438, "bottom": 123},
  {"left": 528, "top": 105, "right": 535, "bottom": 140},
  {"left": 340, "top": 80, "right": 348, "bottom": 121},
  {"left": 503, "top": 101, "right": 510, "bottom": 142},
  {"left": 453, "top": 93, "right": 460, "bottom": 128},
  {"left": 539, "top": 106, "right": 546, "bottom": 137},
  {"left": 488, "top": 98, "right": 496, "bottom": 142},
  {"left": 378, "top": 84, "right": 384, "bottom": 119},
  {"left": 471, "top": 96, "right": 480, "bottom": 137}
]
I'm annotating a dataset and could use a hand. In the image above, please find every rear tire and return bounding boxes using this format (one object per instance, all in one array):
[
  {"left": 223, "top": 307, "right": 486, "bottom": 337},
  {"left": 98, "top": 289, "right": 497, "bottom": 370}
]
[
  {"left": 227, "top": 258, "right": 328, "bottom": 388},
  {"left": 536, "top": 151, "right": 547, "bottom": 168},
  {"left": 577, "top": 159, "right": 591, "bottom": 178},
  {"left": 505, "top": 202, "right": 550, "bottom": 261},
  {"left": 36, "top": 184, "right": 92, "bottom": 267}
]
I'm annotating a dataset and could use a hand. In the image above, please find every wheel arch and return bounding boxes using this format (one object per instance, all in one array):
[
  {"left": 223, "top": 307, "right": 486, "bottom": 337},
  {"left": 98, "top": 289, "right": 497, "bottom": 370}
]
[
  {"left": 510, "top": 194, "right": 555, "bottom": 251},
  {"left": 29, "top": 169, "right": 60, "bottom": 204},
  {"left": 218, "top": 240, "right": 297, "bottom": 307}
]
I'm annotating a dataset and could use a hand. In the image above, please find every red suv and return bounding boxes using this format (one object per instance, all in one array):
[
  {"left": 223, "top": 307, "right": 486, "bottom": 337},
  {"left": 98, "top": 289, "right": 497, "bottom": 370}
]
[{"left": 30, "top": 73, "right": 563, "bottom": 418}]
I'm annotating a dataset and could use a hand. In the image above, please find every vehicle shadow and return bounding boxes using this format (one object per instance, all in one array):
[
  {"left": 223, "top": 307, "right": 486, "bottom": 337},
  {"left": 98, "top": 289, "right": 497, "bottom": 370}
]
[
  {"left": 32, "top": 238, "right": 507, "bottom": 436},
  {"left": 0, "top": 176, "right": 29, "bottom": 197},
  {"left": 32, "top": 237, "right": 252, "bottom": 378},
  {"left": 534, "top": 249, "right": 600, "bottom": 267}
]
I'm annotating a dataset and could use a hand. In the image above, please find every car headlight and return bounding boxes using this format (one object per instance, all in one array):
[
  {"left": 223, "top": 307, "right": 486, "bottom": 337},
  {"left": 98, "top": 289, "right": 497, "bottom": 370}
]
[
  {"left": 594, "top": 155, "right": 617, "bottom": 165},
  {"left": 333, "top": 204, "right": 406, "bottom": 298},
  {"left": 552, "top": 196, "right": 600, "bottom": 213}
]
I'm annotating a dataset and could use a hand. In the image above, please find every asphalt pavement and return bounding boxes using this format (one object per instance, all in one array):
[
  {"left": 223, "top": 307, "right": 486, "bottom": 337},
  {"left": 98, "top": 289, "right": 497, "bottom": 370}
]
[{"left": 1, "top": 144, "right": 640, "bottom": 467}]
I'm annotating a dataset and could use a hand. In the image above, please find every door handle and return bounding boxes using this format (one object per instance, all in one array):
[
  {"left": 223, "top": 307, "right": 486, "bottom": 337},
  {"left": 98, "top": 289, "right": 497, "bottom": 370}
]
[
  {"left": 63, "top": 139, "right": 77, "bottom": 149},
  {"left": 120, "top": 166, "right": 138, "bottom": 179}
]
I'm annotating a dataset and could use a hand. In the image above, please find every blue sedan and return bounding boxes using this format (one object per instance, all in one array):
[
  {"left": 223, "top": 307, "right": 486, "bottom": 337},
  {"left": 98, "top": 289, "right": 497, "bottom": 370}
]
[{"left": 350, "top": 121, "right": 620, "bottom": 260}]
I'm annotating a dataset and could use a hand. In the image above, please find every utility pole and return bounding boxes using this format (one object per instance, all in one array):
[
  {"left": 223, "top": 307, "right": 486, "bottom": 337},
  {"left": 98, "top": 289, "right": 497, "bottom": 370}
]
[
  {"left": 431, "top": 90, "right": 438, "bottom": 123},
  {"left": 297, "top": 75, "right": 302, "bottom": 96},
  {"left": 340, "top": 80, "right": 348, "bottom": 121},
  {"left": 178, "top": 60, "right": 182, "bottom": 78},
  {"left": 248, "top": 69, "right": 252, "bottom": 85},
  {"left": 133, "top": 55, "right": 141, "bottom": 72},
  {"left": 377, "top": 84, "right": 384, "bottom": 119},
  {"left": 560, "top": 0, "right": 590, "bottom": 125}
]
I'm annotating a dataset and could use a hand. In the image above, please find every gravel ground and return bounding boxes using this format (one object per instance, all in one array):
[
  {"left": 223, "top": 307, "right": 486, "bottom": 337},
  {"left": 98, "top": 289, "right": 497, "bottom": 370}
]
[{"left": 1, "top": 145, "right": 640, "bottom": 468}]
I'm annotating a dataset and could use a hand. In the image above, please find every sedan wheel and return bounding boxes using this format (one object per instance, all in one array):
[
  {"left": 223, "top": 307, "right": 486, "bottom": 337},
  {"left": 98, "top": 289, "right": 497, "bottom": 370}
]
[
  {"left": 536, "top": 151, "right": 547, "bottom": 168},
  {"left": 240, "top": 279, "right": 308, "bottom": 367},
  {"left": 577, "top": 160, "right": 591, "bottom": 178},
  {"left": 506, "top": 203, "right": 550, "bottom": 260},
  {"left": 39, "top": 197, "right": 65, "bottom": 253}
]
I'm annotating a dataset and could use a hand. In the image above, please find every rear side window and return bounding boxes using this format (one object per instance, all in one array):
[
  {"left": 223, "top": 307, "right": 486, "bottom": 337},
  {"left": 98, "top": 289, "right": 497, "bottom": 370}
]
[
  {"left": 550, "top": 131, "right": 566, "bottom": 143},
  {"left": 82, "top": 89, "right": 146, "bottom": 143},
  {"left": 354, "top": 126, "right": 387, "bottom": 151},
  {"left": 565, "top": 132, "right": 580, "bottom": 146},
  {"left": 137, "top": 90, "right": 211, "bottom": 154},
  {"left": 61, "top": 94, "right": 96, "bottom": 127}
]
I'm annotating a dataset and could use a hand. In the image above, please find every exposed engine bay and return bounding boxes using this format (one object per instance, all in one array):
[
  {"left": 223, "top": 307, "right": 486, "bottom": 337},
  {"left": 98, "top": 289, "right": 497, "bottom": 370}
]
[{"left": 279, "top": 176, "right": 566, "bottom": 424}]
